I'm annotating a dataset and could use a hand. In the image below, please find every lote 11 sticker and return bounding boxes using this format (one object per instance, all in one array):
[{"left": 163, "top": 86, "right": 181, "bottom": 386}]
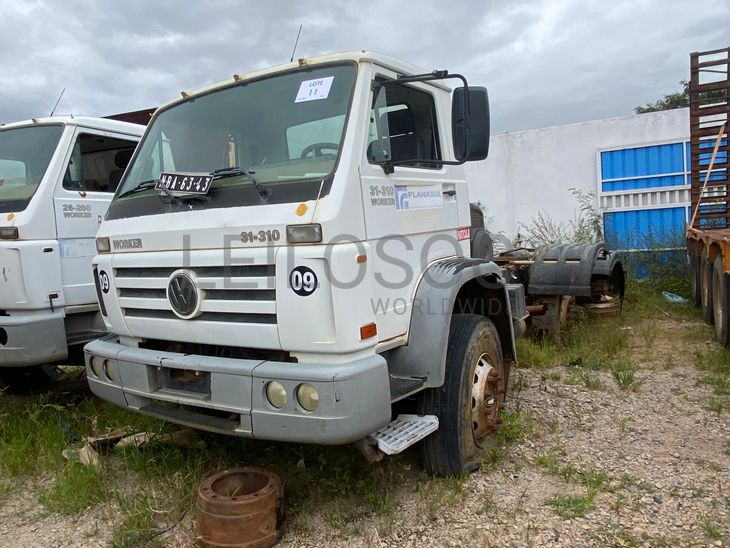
[{"left": 295, "top": 76, "right": 334, "bottom": 103}]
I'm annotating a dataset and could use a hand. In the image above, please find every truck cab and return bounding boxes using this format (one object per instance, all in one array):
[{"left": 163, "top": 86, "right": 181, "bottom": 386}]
[
  {"left": 0, "top": 117, "right": 143, "bottom": 378},
  {"left": 85, "top": 52, "right": 622, "bottom": 475}
]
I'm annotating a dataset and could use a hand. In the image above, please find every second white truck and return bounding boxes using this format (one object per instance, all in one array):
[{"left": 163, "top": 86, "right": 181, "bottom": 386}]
[{"left": 0, "top": 116, "right": 144, "bottom": 387}]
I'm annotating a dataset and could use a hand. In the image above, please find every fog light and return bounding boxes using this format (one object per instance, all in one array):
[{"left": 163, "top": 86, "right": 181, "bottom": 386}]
[
  {"left": 103, "top": 359, "right": 115, "bottom": 381},
  {"left": 265, "top": 381, "right": 287, "bottom": 408},
  {"left": 90, "top": 356, "right": 102, "bottom": 377},
  {"left": 296, "top": 383, "right": 319, "bottom": 412}
]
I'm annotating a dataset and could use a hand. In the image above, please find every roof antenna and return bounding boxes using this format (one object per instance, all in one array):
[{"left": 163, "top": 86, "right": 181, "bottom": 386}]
[
  {"left": 49, "top": 88, "right": 66, "bottom": 117},
  {"left": 289, "top": 25, "right": 302, "bottom": 62}
]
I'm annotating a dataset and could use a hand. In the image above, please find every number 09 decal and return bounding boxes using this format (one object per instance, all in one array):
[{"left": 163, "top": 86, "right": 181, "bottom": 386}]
[
  {"left": 289, "top": 266, "right": 318, "bottom": 296},
  {"left": 98, "top": 270, "right": 110, "bottom": 294}
]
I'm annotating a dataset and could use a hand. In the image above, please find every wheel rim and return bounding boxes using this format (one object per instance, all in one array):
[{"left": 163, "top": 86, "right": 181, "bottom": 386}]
[{"left": 471, "top": 352, "right": 501, "bottom": 443}]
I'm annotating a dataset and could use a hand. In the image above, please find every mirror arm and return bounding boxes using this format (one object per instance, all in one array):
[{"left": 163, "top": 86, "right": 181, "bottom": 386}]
[{"left": 371, "top": 70, "right": 474, "bottom": 174}]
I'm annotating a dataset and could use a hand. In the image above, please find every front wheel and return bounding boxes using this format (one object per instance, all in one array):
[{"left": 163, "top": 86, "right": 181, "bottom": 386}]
[{"left": 417, "top": 314, "right": 506, "bottom": 476}]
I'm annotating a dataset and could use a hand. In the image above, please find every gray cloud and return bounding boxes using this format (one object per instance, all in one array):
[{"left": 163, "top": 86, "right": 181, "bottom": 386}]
[{"left": 0, "top": 0, "right": 726, "bottom": 132}]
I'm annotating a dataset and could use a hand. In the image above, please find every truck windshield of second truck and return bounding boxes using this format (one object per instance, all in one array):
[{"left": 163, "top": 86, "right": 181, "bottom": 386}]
[
  {"left": 0, "top": 124, "right": 64, "bottom": 213},
  {"left": 108, "top": 63, "right": 356, "bottom": 219}
]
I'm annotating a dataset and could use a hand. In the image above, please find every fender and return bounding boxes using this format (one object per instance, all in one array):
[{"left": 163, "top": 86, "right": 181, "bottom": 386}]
[
  {"left": 385, "top": 258, "right": 516, "bottom": 388},
  {"left": 528, "top": 242, "right": 624, "bottom": 298}
]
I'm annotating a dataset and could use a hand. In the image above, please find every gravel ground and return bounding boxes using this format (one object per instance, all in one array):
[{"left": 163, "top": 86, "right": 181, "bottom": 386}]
[{"left": 1, "top": 318, "right": 728, "bottom": 547}]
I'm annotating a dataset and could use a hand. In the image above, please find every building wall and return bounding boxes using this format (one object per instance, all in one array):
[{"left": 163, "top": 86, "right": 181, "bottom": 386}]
[{"left": 466, "top": 108, "right": 690, "bottom": 247}]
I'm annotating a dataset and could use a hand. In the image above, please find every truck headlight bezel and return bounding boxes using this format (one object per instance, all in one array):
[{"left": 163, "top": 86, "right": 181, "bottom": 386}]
[
  {"left": 286, "top": 224, "right": 322, "bottom": 244},
  {"left": 0, "top": 227, "right": 19, "bottom": 240},
  {"left": 96, "top": 237, "right": 111, "bottom": 253}
]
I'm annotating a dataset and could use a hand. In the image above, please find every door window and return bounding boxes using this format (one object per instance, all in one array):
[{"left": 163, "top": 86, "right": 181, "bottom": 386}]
[
  {"left": 63, "top": 133, "right": 137, "bottom": 192},
  {"left": 368, "top": 81, "right": 441, "bottom": 168}
]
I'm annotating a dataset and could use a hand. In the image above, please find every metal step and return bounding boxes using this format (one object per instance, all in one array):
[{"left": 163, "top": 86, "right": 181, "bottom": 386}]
[{"left": 369, "top": 414, "right": 438, "bottom": 455}]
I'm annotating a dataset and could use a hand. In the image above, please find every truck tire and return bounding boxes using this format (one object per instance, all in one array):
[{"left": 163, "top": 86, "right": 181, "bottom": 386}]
[
  {"left": 417, "top": 314, "right": 505, "bottom": 476},
  {"left": 701, "top": 247, "right": 714, "bottom": 324},
  {"left": 690, "top": 247, "right": 701, "bottom": 307},
  {"left": 712, "top": 255, "right": 730, "bottom": 347}
]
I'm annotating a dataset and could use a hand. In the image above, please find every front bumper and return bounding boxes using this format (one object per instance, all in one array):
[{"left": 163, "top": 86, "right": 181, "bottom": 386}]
[
  {"left": 0, "top": 311, "right": 67, "bottom": 367},
  {"left": 84, "top": 335, "right": 392, "bottom": 444}
]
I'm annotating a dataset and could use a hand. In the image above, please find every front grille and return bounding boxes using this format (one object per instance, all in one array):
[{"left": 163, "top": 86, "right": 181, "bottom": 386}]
[{"left": 114, "top": 263, "right": 276, "bottom": 324}]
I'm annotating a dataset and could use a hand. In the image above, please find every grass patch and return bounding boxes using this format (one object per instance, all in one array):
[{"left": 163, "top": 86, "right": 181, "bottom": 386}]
[
  {"left": 0, "top": 478, "right": 13, "bottom": 500},
  {"left": 564, "top": 367, "right": 604, "bottom": 391},
  {"left": 481, "top": 409, "right": 532, "bottom": 470},
  {"left": 417, "top": 474, "right": 467, "bottom": 521},
  {"left": 537, "top": 446, "right": 611, "bottom": 518},
  {"left": 516, "top": 338, "right": 561, "bottom": 368},
  {"left": 694, "top": 347, "right": 730, "bottom": 395},
  {"left": 611, "top": 362, "right": 646, "bottom": 391},
  {"left": 111, "top": 491, "right": 169, "bottom": 548},
  {"left": 0, "top": 399, "right": 75, "bottom": 474},
  {"left": 707, "top": 397, "right": 725, "bottom": 415},
  {"left": 39, "top": 462, "right": 107, "bottom": 514},
  {"left": 701, "top": 518, "right": 724, "bottom": 541},
  {"left": 545, "top": 492, "right": 596, "bottom": 519},
  {"left": 536, "top": 447, "right": 610, "bottom": 491}
]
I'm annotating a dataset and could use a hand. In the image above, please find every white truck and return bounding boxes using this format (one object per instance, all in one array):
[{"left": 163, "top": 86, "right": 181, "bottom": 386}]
[
  {"left": 85, "top": 52, "right": 623, "bottom": 475},
  {"left": 0, "top": 116, "right": 144, "bottom": 387}
]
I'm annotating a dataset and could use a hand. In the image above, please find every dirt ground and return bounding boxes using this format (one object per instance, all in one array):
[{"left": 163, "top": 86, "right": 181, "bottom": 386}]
[{"left": 0, "top": 313, "right": 728, "bottom": 547}]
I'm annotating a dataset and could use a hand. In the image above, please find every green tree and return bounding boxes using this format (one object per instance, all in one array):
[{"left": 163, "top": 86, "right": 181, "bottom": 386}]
[
  {"left": 635, "top": 80, "right": 726, "bottom": 114},
  {"left": 635, "top": 81, "right": 688, "bottom": 113}
]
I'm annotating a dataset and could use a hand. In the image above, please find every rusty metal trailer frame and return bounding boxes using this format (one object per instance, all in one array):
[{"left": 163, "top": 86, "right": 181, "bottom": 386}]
[{"left": 686, "top": 46, "right": 730, "bottom": 345}]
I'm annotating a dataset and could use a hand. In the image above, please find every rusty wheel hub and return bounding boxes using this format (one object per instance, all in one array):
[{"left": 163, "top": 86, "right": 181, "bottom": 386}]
[{"left": 471, "top": 353, "right": 502, "bottom": 442}]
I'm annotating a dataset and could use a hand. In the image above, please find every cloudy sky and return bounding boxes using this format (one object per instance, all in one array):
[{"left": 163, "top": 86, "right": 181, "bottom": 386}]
[{"left": 0, "top": 0, "right": 727, "bottom": 133}]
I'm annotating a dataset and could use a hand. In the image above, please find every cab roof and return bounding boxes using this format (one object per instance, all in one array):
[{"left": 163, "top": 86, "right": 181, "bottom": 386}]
[
  {"left": 0, "top": 116, "right": 145, "bottom": 136},
  {"left": 156, "top": 51, "right": 453, "bottom": 113}
]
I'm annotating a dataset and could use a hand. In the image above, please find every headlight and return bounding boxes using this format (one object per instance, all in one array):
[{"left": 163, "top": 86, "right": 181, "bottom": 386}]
[
  {"left": 286, "top": 224, "right": 322, "bottom": 244},
  {"left": 90, "top": 356, "right": 102, "bottom": 377},
  {"left": 0, "top": 227, "right": 19, "bottom": 240},
  {"left": 96, "top": 237, "right": 111, "bottom": 253},
  {"left": 265, "top": 381, "right": 287, "bottom": 408},
  {"left": 103, "top": 359, "right": 116, "bottom": 381},
  {"left": 296, "top": 383, "right": 320, "bottom": 412}
]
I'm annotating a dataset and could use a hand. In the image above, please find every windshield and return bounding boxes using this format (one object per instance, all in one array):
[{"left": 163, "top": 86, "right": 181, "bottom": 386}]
[
  {"left": 108, "top": 63, "right": 356, "bottom": 220},
  {"left": 0, "top": 124, "right": 63, "bottom": 213}
]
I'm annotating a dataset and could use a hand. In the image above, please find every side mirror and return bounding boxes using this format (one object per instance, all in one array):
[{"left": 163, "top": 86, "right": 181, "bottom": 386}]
[{"left": 452, "top": 86, "right": 490, "bottom": 162}]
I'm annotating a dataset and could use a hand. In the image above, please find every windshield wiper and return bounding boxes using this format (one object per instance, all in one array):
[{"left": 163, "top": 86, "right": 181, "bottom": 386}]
[
  {"left": 210, "top": 166, "right": 271, "bottom": 201},
  {"left": 116, "top": 180, "right": 161, "bottom": 199}
]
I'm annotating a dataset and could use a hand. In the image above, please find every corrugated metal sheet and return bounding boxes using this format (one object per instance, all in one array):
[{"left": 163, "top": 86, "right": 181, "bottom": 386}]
[
  {"left": 601, "top": 143, "right": 686, "bottom": 192},
  {"left": 603, "top": 207, "right": 688, "bottom": 250}
]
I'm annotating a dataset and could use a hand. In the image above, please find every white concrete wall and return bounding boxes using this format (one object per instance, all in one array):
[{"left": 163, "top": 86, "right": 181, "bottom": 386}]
[{"left": 466, "top": 108, "right": 690, "bottom": 241}]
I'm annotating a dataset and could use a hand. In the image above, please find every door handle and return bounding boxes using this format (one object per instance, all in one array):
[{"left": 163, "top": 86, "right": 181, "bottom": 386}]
[{"left": 443, "top": 189, "right": 456, "bottom": 197}]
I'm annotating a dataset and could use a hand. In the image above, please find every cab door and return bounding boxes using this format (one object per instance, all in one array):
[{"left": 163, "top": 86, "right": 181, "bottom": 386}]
[
  {"left": 359, "top": 67, "right": 464, "bottom": 340},
  {"left": 53, "top": 129, "right": 138, "bottom": 306}
]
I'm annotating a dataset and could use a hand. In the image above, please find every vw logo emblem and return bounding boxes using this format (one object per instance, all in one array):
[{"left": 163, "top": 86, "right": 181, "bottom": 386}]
[{"left": 167, "top": 271, "right": 200, "bottom": 319}]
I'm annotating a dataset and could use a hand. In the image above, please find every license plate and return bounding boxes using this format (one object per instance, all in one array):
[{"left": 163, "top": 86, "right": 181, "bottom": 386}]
[{"left": 157, "top": 172, "right": 213, "bottom": 194}]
